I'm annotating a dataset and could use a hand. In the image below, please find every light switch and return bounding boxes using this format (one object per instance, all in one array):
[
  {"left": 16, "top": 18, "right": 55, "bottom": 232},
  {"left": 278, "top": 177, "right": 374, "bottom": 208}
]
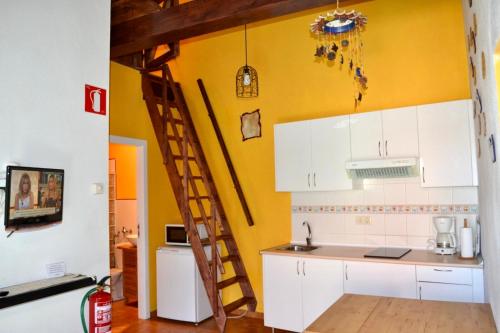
[{"left": 92, "top": 183, "right": 104, "bottom": 195}]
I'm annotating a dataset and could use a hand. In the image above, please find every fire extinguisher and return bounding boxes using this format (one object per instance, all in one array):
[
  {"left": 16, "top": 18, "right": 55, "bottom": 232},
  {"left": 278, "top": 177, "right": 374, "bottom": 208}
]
[{"left": 80, "top": 276, "right": 111, "bottom": 333}]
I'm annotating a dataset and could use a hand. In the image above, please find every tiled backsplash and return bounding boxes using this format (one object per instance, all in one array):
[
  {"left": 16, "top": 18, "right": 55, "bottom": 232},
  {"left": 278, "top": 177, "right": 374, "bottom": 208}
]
[{"left": 291, "top": 177, "right": 478, "bottom": 249}]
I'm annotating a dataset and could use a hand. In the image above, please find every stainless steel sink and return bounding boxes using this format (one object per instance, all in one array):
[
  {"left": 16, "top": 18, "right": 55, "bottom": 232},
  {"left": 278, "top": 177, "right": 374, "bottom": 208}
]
[{"left": 279, "top": 244, "right": 318, "bottom": 252}]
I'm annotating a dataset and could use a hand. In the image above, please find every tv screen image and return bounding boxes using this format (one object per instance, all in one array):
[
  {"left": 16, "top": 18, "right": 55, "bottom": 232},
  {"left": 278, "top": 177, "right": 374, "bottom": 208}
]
[{"left": 4, "top": 166, "right": 64, "bottom": 229}]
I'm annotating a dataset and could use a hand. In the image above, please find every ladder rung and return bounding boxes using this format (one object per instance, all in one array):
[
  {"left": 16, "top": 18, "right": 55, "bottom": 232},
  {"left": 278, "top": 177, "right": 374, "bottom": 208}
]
[
  {"left": 166, "top": 135, "right": 183, "bottom": 141},
  {"left": 192, "top": 176, "right": 203, "bottom": 180},
  {"left": 165, "top": 117, "right": 184, "bottom": 125},
  {"left": 217, "top": 276, "right": 246, "bottom": 290},
  {"left": 192, "top": 216, "right": 212, "bottom": 223},
  {"left": 223, "top": 297, "right": 255, "bottom": 314},
  {"left": 200, "top": 234, "right": 233, "bottom": 245},
  {"left": 173, "top": 155, "right": 196, "bottom": 161},
  {"left": 188, "top": 196, "right": 209, "bottom": 200},
  {"left": 209, "top": 255, "right": 238, "bottom": 266}
]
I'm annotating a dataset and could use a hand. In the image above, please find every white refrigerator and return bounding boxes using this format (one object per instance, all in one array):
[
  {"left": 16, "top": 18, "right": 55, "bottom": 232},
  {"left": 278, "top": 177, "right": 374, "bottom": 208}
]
[{"left": 156, "top": 246, "right": 213, "bottom": 323}]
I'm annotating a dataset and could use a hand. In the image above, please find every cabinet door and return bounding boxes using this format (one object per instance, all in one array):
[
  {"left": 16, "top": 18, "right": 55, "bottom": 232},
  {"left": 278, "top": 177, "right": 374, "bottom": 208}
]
[
  {"left": 382, "top": 106, "right": 419, "bottom": 158},
  {"left": 418, "top": 282, "right": 473, "bottom": 302},
  {"left": 310, "top": 116, "right": 352, "bottom": 191},
  {"left": 344, "top": 261, "right": 416, "bottom": 299},
  {"left": 350, "top": 111, "right": 383, "bottom": 160},
  {"left": 274, "top": 121, "right": 311, "bottom": 192},
  {"left": 301, "top": 258, "right": 344, "bottom": 329},
  {"left": 263, "top": 255, "right": 303, "bottom": 332},
  {"left": 417, "top": 100, "right": 474, "bottom": 187}
]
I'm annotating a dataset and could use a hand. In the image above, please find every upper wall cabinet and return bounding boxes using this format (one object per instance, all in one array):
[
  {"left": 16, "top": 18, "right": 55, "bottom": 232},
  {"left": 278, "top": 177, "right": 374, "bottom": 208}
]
[
  {"left": 350, "top": 106, "right": 419, "bottom": 160},
  {"left": 417, "top": 100, "right": 478, "bottom": 187},
  {"left": 274, "top": 116, "right": 352, "bottom": 192}
]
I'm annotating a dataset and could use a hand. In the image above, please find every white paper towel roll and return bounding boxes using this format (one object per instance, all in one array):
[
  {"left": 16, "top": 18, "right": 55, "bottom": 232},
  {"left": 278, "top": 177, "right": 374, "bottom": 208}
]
[{"left": 461, "top": 227, "right": 474, "bottom": 258}]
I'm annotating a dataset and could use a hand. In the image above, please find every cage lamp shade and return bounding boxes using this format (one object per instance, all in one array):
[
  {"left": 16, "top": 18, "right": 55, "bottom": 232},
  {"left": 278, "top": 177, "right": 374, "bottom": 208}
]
[{"left": 236, "top": 65, "right": 258, "bottom": 97}]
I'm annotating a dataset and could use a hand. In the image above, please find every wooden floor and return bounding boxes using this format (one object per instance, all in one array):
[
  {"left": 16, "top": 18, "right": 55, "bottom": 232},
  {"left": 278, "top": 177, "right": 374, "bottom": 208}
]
[{"left": 112, "top": 301, "right": 290, "bottom": 333}]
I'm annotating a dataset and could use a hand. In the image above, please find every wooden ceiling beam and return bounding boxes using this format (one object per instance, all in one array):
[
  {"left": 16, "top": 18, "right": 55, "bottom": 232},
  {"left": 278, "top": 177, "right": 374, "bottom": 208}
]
[{"left": 111, "top": 0, "right": 363, "bottom": 58}]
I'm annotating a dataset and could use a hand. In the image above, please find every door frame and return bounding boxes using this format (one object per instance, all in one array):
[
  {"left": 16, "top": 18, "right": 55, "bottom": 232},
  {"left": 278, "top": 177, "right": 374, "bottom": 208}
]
[{"left": 109, "top": 135, "right": 150, "bottom": 319}]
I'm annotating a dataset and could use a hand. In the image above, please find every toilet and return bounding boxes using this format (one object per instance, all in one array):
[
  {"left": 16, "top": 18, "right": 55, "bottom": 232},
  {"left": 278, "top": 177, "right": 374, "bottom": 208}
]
[
  {"left": 110, "top": 268, "right": 124, "bottom": 301},
  {"left": 111, "top": 243, "right": 126, "bottom": 301}
]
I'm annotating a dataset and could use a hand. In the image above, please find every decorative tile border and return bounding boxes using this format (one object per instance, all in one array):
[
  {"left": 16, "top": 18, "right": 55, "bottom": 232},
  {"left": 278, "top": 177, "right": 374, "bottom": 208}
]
[{"left": 291, "top": 205, "right": 479, "bottom": 215}]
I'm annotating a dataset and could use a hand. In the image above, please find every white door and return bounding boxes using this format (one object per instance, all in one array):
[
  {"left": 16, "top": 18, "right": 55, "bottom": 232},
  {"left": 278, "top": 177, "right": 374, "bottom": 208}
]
[
  {"left": 418, "top": 282, "right": 473, "bottom": 302},
  {"left": 274, "top": 121, "right": 311, "bottom": 191},
  {"left": 263, "top": 255, "right": 303, "bottom": 332},
  {"left": 310, "top": 116, "right": 352, "bottom": 191},
  {"left": 344, "top": 261, "right": 417, "bottom": 299},
  {"left": 382, "top": 106, "right": 419, "bottom": 158},
  {"left": 417, "top": 100, "right": 474, "bottom": 187},
  {"left": 350, "top": 111, "right": 383, "bottom": 160},
  {"left": 301, "top": 258, "right": 344, "bottom": 329}
]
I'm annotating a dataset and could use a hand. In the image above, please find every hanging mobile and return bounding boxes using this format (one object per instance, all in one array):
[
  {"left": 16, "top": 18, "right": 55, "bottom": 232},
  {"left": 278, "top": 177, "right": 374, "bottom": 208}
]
[{"left": 310, "top": 0, "right": 368, "bottom": 110}]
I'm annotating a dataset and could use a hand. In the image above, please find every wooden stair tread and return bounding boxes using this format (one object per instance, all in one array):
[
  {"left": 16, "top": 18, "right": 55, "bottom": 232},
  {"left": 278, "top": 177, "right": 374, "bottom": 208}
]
[
  {"left": 217, "top": 275, "right": 246, "bottom": 290},
  {"left": 192, "top": 216, "right": 212, "bottom": 222},
  {"left": 209, "top": 255, "right": 239, "bottom": 266},
  {"left": 173, "top": 155, "right": 196, "bottom": 161},
  {"left": 200, "top": 234, "right": 233, "bottom": 245},
  {"left": 223, "top": 297, "right": 255, "bottom": 314},
  {"left": 188, "top": 195, "right": 209, "bottom": 200}
]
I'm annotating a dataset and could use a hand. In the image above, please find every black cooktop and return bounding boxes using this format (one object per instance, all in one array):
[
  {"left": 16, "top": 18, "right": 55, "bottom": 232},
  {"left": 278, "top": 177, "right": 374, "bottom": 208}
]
[{"left": 364, "top": 247, "right": 411, "bottom": 259}]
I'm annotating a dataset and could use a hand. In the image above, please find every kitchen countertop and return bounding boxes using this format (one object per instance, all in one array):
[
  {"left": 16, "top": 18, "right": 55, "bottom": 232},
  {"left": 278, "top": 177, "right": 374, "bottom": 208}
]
[
  {"left": 260, "top": 244, "right": 483, "bottom": 268},
  {"left": 304, "top": 294, "right": 495, "bottom": 333}
]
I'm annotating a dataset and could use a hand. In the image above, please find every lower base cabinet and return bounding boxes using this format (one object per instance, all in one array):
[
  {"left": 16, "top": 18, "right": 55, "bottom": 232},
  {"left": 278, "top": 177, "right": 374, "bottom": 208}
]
[
  {"left": 418, "top": 282, "right": 473, "bottom": 302},
  {"left": 344, "top": 261, "right": 417, "bottom": 299},
  {"left": 263, "top": 255, "right": 343, "bottom": 332}
]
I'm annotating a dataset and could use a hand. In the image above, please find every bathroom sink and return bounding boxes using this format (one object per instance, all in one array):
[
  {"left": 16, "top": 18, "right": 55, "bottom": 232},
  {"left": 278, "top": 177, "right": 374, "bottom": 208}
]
[
  {"left": 126, "top": 234, "right": 138, "bottom": 246},
  {"left": 279, "top": 244, "right": 318, "bottom": 252}
]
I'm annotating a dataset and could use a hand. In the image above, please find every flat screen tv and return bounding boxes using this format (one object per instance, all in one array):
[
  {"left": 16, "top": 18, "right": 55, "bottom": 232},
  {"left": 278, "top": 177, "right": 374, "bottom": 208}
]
[{"left": 4, "top": 166, "right": 64, "bottom": 229}]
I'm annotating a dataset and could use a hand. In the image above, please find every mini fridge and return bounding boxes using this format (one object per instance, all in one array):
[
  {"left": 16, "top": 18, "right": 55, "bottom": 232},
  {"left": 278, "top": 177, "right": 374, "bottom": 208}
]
[{"left": 156, "top": 246, "right": 214, "bottom": 323}]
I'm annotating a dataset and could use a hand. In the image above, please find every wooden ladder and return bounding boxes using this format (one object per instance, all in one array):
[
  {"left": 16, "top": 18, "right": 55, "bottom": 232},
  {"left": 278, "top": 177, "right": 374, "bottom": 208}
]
[{"left": 141, "top": 65, "right": 257, "bottom": 332}]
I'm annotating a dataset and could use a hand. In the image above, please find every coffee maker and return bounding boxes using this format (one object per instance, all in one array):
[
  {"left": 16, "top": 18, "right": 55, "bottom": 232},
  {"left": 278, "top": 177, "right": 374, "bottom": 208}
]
[{"left": 433, "top": 216, "right": 457, "bottom": 255}]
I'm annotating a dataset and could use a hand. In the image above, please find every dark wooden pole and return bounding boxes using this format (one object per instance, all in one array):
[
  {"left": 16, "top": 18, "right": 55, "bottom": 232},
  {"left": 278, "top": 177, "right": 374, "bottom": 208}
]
[{"left": 197, "top": 79, "right": 254, "bottom": 227}]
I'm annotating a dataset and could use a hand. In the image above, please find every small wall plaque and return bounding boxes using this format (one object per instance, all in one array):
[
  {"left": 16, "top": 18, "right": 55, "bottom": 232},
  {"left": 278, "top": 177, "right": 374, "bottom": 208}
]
[{"left": 240, "top": 109, "right": 261, "bottom": 141}]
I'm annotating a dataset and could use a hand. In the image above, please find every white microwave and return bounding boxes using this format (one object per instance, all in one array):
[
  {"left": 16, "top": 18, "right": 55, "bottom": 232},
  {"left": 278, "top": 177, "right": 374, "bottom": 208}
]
[{"left": 165, "top": 224, "right": 207, "bottom": 246}]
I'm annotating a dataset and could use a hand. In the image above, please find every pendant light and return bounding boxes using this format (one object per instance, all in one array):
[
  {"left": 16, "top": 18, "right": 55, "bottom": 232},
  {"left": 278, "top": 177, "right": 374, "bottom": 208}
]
[{"left": 236, "top": 25, "right": 258, "bottom": 98}]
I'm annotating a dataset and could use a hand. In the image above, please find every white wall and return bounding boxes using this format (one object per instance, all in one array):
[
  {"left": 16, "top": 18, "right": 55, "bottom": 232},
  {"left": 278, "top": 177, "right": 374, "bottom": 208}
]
[
  {"left": 292, "top": 178, "right": 478, "bottom": 248},
  {"left": 0, "top": 1, "right": 110, "bottom": 331},
  {"left": 462, "top": 0, "right": 500, "bottom": 329}
]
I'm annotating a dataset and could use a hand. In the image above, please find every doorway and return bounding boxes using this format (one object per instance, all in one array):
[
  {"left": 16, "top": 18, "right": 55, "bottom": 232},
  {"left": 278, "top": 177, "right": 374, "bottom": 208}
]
[{"left": 109, "top": 135, "right": 150, "bottom": 319}]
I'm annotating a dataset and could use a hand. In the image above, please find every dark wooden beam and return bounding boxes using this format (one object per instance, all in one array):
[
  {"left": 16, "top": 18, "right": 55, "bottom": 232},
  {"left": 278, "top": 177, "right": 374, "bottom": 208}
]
[
  {"left": 111, "top": 0, "right": 161, "bottom": 26},
  {"left": 111, "top": 0, "right": 363, "bottom": 58}
]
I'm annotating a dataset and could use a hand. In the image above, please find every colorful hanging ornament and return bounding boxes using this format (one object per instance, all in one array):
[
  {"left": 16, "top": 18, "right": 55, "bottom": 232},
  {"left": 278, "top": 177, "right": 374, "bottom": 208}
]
[
  {"left": 310, "top": 0, "right": 368, "bottom": 109},
  {"left": 236, "top": 25, "right": 258, "bottom": 98}
]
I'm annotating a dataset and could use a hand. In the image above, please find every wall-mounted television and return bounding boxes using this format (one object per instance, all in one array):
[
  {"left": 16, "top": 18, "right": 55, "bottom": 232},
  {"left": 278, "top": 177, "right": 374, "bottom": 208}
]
[{"left": 4, "top": 166, "right": 64, "bottom": 229}]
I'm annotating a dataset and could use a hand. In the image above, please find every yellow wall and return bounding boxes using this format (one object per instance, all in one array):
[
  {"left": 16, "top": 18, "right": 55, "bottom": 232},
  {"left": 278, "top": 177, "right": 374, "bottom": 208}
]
[
  {"left": 110, "top": 0, "right": 470, "bottom": 311},
  {"left": 109, "top": 143, "right": 137, "bottom": 199}
]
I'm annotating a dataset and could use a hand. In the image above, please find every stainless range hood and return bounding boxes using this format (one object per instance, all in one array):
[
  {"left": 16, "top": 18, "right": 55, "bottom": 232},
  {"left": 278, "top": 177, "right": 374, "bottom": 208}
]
[{"left": 346, "top": 158, "right": 419, "bottom": 179}]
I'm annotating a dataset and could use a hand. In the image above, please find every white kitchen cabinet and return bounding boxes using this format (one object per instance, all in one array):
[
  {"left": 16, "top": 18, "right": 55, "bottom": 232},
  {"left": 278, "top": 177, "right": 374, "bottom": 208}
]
[
  {"left": 263, "top": 254, "right": 343, "bottom": 332},
  {"left": 350, "top": 107, "right": 419, "bottom": 160},
  {"left": 416, "top": 265, "right": 484, "bottom": 303},
  {"left": 418, "top": 282, "right": 473, "bottom": 302},
  {"left": 344, "top": 261, "right": 417, "bottom": 299},
  {"left": 262, "top": 255, "right": 302, "bottom": 332},
  {"left": 382, "top": 106, "right": 419, "bottom": 158},
  {"left": 274, "top": 121, "right": 311, "bottom": 192},
  {"left": 350, "top": 111, "right": 383, "bottom": 160},
  {"left": 417, "top": 100, "right": 476, "bottom": 187},
  {"left": 274, "top": 116, "right": 352, "bottom": 192}
]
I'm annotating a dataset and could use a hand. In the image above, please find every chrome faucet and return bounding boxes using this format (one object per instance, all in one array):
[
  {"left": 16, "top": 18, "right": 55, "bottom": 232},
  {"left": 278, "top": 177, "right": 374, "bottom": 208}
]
[{"left": 302, "top": 221, "right": 312, "bottom": 246}]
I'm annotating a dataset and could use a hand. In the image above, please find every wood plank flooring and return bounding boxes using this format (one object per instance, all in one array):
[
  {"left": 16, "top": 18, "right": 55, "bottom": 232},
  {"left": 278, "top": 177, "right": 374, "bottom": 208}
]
[{"left": 112, "top": 301, "right": 290, "bottom": 333}]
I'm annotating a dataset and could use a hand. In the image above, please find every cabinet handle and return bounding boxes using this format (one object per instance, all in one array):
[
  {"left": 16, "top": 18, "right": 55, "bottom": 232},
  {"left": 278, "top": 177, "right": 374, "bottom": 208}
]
[
  {"left": 378, "top": 141, "right": 381, "bottom": 157},
  {"left": 345, "top": 264, "right": 348, "bottom": 280},
  {"left": 303, "top": 261, "right": 306, "bottom": 276},
  {"left": 308, "top": 173, "right": 311, "bottom": 188},
  {"left": 313, "top": 173, "right": 316, "bottom": 187},
  {"left": 422, "top": 166, "right": 426, "bottom": 183},
  {"left": 297, "top": 260, "right": 300, "bottom": 275},
  {"left": 433, "top": 268, "right": 453, "bottom": 272},
  {"left": 385, "top": 140, "right": 388, "bottom": 156},
  {"left": 419, "top": 285, "right": 422, "bottom": 300}
]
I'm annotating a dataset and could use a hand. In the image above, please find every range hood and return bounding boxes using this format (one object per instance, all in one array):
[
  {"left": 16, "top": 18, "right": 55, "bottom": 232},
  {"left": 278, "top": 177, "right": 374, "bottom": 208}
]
[{"left": 346, "top": 158, "right": 419, "bottom": 179}]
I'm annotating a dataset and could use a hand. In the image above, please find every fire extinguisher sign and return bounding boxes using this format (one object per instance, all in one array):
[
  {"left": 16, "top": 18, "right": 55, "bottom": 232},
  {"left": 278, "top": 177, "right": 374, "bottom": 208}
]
[{"left": 85, "top": 84, "right": 107, "bottom": 116}]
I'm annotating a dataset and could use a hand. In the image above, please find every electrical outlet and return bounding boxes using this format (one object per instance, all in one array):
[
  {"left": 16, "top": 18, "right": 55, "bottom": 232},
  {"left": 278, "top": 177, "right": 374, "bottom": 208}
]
[{"left": 355, "top": 216, "right": 371, "bottom": 225}]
